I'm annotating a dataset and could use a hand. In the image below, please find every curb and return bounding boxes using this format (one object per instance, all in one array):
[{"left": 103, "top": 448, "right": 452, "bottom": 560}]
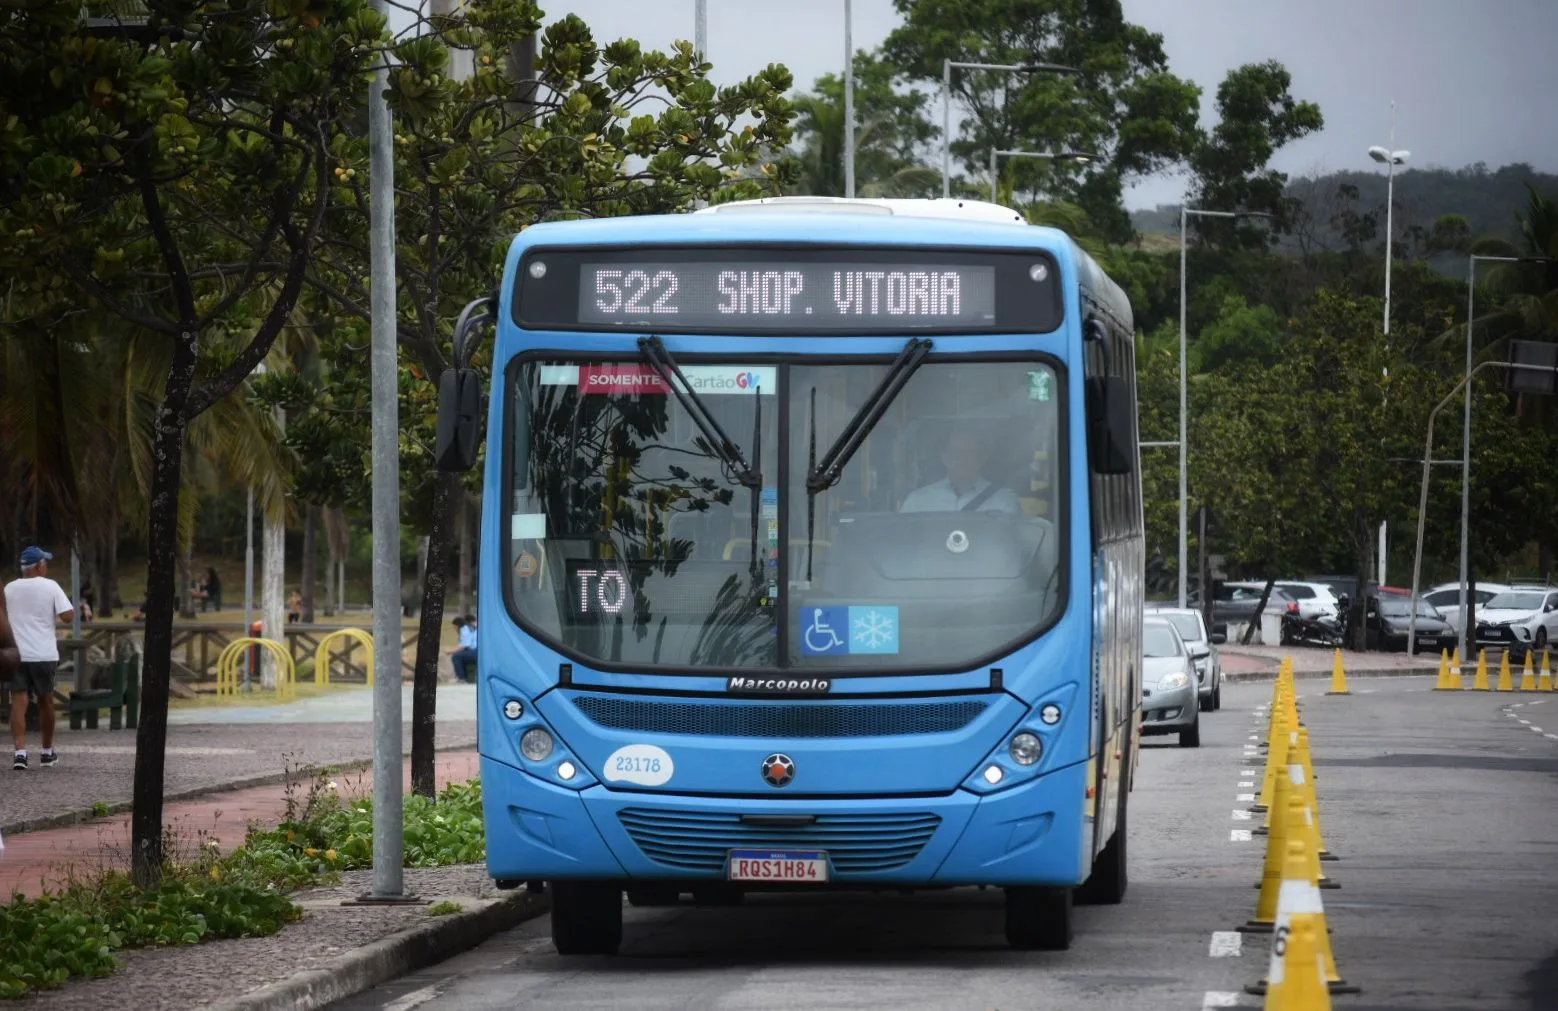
[
  {"left": 206, "top": 889, "right": 549, "bottom": 1011},
  {"left": 1223, "top": 667, "right": 1438, "bottom": 684},
  {"left": 0, "top": 741, "right": 477, "bottom": 837}
]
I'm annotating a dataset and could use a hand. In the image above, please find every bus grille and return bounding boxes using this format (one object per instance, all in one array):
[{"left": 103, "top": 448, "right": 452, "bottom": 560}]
[
  {"left": 568, "top": 696, "right": 987, "bottom": 738},
  {"left": 617, "top": 808, "right": 941, "bottom": 873}
]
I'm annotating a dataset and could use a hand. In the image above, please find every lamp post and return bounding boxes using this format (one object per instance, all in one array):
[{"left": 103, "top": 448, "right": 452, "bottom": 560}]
[
  {"left": 941, "top": 59, "right": 1081, "bottom": 198},
  {"left": 1174, "top": 206, "right": 1274, "bottom": 608},
  {"left": 1450, "top": 253, "right": 1557, "bottom": 662},
  {"left": 843, "top": 0, "right": 854, "bottom": 198},
  {"left": 987, "top": 148, "right": 1098, "bottom": 202},
  {"left": 1368, "top": 101, "right": 1408, "bottom": 588}
]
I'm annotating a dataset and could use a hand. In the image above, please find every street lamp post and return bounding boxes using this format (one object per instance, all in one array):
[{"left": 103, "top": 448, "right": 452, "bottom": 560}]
[
  {"left": 843, "top": 0, "right": 854, "bottom": 198},
  {"left": 1174, "top": 206, "right": 1274, "bottom": 608},
  {"left": 987, "top": 148, "right": 1098, "bottom": 202},
  {"left": 1368, "top": 101, "right": 1408, "bottom": 587},
  {"left": 941, "top": 59, "right": 1081, "bottom": 199},
  {"left": 1450, "top": 253, "right": 1557, "bottom": 661}
]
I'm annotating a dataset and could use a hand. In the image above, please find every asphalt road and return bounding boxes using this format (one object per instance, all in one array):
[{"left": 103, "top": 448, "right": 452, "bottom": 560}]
[{"left": 332, "top": 677, "right": 1558, "bottom": 1011}]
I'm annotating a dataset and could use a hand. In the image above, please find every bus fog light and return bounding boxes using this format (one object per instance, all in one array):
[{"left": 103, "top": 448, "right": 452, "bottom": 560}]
[
  {"left": 1039, "top": 704, "right": 1061, "bottom": 725},
  {"left": 982, "top": 765, "right": 1004, "bottom": 785},
  {"left": 502, "top": 699, "right": 524, "bottom": 720},
  {"left": 520, "top": 728, "right": 554, "bottom": 761},
  {"left": 1009, "top": 732, "right": 1043, "bottom": 766},
  {"left": 557, "top": 760, "right": 577, "bottom": 781}
]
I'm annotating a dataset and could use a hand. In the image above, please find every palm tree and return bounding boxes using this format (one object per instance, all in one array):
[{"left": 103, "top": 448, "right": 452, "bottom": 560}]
[{"left": 1443, "top": 184, "right": 1558, "bottom": 366}]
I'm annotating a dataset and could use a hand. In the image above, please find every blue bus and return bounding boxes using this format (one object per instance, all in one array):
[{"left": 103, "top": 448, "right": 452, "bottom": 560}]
[{"left": 436, "top": 196, "right": 1144, "bottom": 954}]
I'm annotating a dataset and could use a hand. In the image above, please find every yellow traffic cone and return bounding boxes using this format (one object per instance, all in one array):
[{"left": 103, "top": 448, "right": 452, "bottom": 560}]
[
  {"left": 1521, "top": 651, "right": 1538, "bottom": 691},
  {"left": 1243, "top": 837, "right": 1360, "bottom": 997},
  {"left": 1497, "top": 650, "right": 1514, "bottom": 692},
  {"left": 1240, "top": 763, "right": 1292, "bottom": 933},
  {"left": 1325, "top": 648, "right": 1351, "bottom": 696},
  {"left": 1450, "top": 647, "right": 1464, "bottom": 689},
  {"left": 1253, "top": 712, "right": 1291, "bottom": 818},
  {"left": 1294, "top": 728, "right": 1336, "bottom": 862},
  {"left": 1540, "top": 650, "right": 1553, "bottom": 692},
  {"left": 1285, "top": 771, "right": 1338, "bottom": 890},
  {"left": 1472, "top": 649, "right": 1491, "bottom": 691},
  {"left": 1434, "top": 648, "right": 1453, "bottom": 690},
  {"left": 1260, "top": 914, "right": 1334, "bottom": 1009}
]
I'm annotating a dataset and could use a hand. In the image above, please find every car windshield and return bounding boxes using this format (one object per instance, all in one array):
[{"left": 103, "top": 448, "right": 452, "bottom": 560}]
[
  {"left": 1376, "top": 596, "right": 1437, "bottom": 618},
  {"left": 1158, "top": 612, "right": 1204, "bottom": 643},
  {"left": 1143, "top": 624, "right": 1182, "bottom": 658},
  {"left": 505, "top": 357, "right": 1064, "bottom": 672},
  {"left": 1486, "top": 592, "right": 1545, "bottom": 611}
]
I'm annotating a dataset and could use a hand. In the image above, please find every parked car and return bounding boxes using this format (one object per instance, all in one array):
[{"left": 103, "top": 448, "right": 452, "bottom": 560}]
[
  {"left": 1474, "top": 589, "right": 1558, "bottom": 653},
  {"left": 1209, "top": 581, "right": 1299, "bottom": 628},
  {"left": 1141, "top": 617, "right": 1201, "bottom": 748},
  {"left": 1365, "top": 594, "right": 1456, "bottom": 653},
  {"left": 1421, "top": 582, "right": 1511, "bottom": 634},
  {"left": 1272, "top": 580, "right": 1343, "bottom": 621},
  {"left": 1145, "top": 604, "right": 1226, "bottom": 712}
]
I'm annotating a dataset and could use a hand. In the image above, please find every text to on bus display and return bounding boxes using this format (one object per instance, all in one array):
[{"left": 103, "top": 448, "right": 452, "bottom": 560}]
[{"left": 515, "top": 246, "right": 1063, "bottom": 335}]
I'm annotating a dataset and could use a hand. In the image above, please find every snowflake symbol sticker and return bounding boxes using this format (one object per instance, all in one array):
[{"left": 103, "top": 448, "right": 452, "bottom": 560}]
[{"left": 848, "top": 606, "right": 900, "bottom": 655}]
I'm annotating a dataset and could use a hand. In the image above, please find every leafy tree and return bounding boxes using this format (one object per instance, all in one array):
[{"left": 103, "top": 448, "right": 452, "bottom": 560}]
[
  {"left": 882, "top": 0, "right": 1201, "bottom": 240},
  {"left": 789, "top": 51, "right": 939, "bottom": 198},
  {"left": 0, "top": 0, "right": 381, "bottom": 884}
]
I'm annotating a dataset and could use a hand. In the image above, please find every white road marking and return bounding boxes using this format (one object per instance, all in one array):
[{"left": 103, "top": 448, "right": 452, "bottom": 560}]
[
  {"left": 1530, "top": 727, "right": 1545, "bottom": 734},
  {"left": 1238, "top": 780, "right": 1255, "bottom": 787},
  {"left": 1242, "top": 769, "right": 1258, "bottom": 776},
  {"left": 381, "top": 983, "right": 442, "bottom": 1011},
  {"left": 1202, "top": 992, "right": 1240, "bottom": 1008},
  {"left": 1248, "top": 734, "right": 1259, "bottom": 741},
  {"left": 1518, "top": 719, "right": 1531, "bottom": 725},
  {"left": 1232, "top": 809, "right": 1252, "bottom": 821},
  {"left": 1236, "top": 793, "right": 1256, "bottom": 802},
  {"left": 1545, "top": 734, "right": 1558, "bottom": 740},
  {"left": 1209, "top": 931, "right": 1242, "bottom": 957},
  {"left": 1231, "top": 829, "right": 1253, "bottom": 842}
]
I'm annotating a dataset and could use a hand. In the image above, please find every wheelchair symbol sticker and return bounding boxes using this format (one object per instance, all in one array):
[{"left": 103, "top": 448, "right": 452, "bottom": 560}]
[{"left": 801, "top": 607, "right": 848, "bottom": 655}]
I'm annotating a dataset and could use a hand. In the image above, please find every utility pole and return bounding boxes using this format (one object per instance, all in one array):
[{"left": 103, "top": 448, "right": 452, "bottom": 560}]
[
  {"left": 695, "top": 0, "right": 706, "bottom": 62},
  {"left": 843, "top": 0, "right": 855, "bottom": 198}
]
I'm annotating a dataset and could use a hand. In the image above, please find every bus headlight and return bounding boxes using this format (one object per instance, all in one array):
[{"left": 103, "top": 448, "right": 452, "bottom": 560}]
[
  {"left": 520, "top": 728, "right": 554, "bottom": 761},
  {"left": 1009, "top": 732, "right": 1043, "bottom": 766}
]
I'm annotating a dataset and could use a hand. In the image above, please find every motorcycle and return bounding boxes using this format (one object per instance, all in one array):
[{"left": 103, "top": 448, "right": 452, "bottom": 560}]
[{"left": 1280, "top": 606, "right": 1347, "bottom": 648}]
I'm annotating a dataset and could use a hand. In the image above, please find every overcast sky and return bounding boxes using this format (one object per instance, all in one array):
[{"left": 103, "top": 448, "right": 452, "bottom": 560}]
[{"left": 415, "top": 0, "right": 1558, "bottom": 210}]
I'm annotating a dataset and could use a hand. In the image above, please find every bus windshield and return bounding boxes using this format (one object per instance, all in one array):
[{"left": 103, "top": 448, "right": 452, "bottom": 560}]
[{"left": 505, "top": 356, "right": 1064, "bottom": 674}]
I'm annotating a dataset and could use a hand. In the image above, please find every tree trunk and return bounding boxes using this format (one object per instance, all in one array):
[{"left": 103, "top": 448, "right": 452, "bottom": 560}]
[
  {"left": 457, "top": 493, "right": 472, "bottom": 617},
  {"left": 106, "top": 528, "right": 121, "bottom": 612},
  {"left": 1349, "top": 516, "right": 1373, "bottom": 652},
  {"left": 261, "top": 493, "right": 284, "bottom": 688},
  {"left": 177, "top": 549, "right": 195, "bottom": 619},
  {"left": 131, "top": 335, "right": 199, "bottom": 888},
  {"left": 301, "top": 505, "right": 318, "bottom": 624},
  {"left": 1540, "top": 539, "right": 1554, "bottom": 588},
  {"left": 323, "top": 506, "right": 347, "bottom": 616},
  {"left": 410, "top": 471, "right": 459, "bottom": 799},
  {"left": 1240, "top": 578, "right": 1277, "bottom": 645}
]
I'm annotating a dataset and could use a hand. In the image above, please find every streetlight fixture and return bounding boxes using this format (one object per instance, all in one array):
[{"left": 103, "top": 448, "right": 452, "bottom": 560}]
[
  {"left": 987, "top": 148, "right": 1099, "bottom": 202},
  {"left": 1445, "top": 253, "right": 1557, "bottom": 661},
  {"left": 1171, "top": 206, "right": 1275, "bottom": 609},
  {"left": 941, "top": 59, "right": 1082, "bottom": 198}
]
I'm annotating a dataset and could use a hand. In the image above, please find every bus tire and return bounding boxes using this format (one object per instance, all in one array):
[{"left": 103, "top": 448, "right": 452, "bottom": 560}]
[
  {"left": 1076, "top": 744, "right": 1129, "bottom": 906},
  {"left": 549, "top": 880, "right": 623, "bottom": 955},
  {"left": 1004, "top": 885, "right": 1073, "bottom": 951}
]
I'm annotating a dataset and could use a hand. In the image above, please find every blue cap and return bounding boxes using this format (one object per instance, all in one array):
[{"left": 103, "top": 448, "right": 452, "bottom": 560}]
[{"left": 19, "top": 546, "right": 53, "bottom": 566}]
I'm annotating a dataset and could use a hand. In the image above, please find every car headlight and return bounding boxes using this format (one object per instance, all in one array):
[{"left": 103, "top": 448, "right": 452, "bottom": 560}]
[{"left": 1157, "top": 672, "right": 1190, "bottom": 691}]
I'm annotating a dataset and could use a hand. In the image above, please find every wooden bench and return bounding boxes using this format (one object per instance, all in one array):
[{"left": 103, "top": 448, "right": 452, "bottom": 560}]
[{"left": 67, "top": 654, "right": 140, "bottom": 730}]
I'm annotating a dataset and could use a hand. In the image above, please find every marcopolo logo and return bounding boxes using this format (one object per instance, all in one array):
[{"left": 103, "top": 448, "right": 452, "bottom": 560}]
[{"left": 727, "top": 676, "right": 833, "bottom": 695}]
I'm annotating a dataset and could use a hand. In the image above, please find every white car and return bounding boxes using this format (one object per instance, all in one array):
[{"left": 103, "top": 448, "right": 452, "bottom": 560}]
[
  {"left": 1421, "top": 582, "right": 1511, "bottom": 634},
  {"left": 1474, "top": 588, "right": 1558, "bottom": 653},
  {"left": 1272, "top": 581, "right": 1343, "bottom": 621}
]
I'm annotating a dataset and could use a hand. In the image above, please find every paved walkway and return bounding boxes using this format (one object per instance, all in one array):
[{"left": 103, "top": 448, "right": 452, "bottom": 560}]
[
  {"left": 1220, "top": 643, "right": 1441, "bottom": 675},
  {"left": 3, "top": 683, "right": 479, "bottom": 834},
  {"left": 0, "top": 750, "right": 481, "bottom": 899}
]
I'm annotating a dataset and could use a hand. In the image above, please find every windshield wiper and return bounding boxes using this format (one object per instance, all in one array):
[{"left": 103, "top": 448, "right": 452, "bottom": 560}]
[
  {"left": 802, "top": 337, "right": 933, "bottom": 581},
  {"left": 639, "top": 336, "right": 761, "bottom": 489}
]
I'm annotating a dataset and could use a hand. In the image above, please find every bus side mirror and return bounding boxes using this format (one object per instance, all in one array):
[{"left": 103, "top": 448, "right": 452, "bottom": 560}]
[
  {"left": 436, "top": 368, "right": 483, "bottom": 472},
  {"left": 1086, "top": 374, "right": 1135, "bottom": 475}
]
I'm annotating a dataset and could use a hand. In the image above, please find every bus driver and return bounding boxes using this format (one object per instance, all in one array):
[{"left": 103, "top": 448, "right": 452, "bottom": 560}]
[{"left": 899, "top": 425, "right": 1021, "bottom": 515}]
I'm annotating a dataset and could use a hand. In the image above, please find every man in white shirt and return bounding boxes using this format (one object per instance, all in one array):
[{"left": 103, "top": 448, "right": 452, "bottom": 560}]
[
  {"left": 899, "top": 426, "right": 1022, "bottom": 515},
  {"left": 6, "top": 546, "right": 74, "bottom": 770}
]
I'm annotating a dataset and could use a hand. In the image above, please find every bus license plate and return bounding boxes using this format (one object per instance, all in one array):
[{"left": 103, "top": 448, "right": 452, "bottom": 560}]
[{"left": 727, "top": 849, "right": 829, "bottom": 883}]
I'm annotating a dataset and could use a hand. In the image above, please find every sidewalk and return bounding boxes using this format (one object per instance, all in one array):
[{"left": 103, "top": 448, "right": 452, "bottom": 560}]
[
  {"left": 1, "top": 750, "right": 481, "bottom": 899},
  {"left": 1220, "top": 642, "right": 1441, "bottom": 678},
  {"left": 2, "top": 683, "right": 479, "bottom": 835}
]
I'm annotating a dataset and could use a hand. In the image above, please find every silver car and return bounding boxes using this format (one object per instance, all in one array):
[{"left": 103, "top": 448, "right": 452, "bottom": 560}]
[
  {"left": 1141, "top": 617, "right": 1201, "bottom": 748},
  {"left": 1146, "top": 605, "right": 1225, "bottom": 712}
]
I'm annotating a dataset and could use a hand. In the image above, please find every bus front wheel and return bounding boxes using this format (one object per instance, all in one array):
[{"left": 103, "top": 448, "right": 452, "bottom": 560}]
[
  {"left": 1004, "top": 885, "right": 1073, "bottom": 951},
  {"left": 550, "top": 880, "right": 623, "bottom": 956}
]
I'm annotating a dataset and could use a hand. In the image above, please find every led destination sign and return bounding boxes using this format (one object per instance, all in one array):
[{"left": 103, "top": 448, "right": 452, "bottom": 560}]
[{"left": 516, "top": 247, "right": 1062, "bottom": 334}]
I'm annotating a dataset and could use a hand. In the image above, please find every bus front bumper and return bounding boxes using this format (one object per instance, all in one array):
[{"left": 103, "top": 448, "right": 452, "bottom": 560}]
[{"left": 481, "top": 755, "right": 1090, "bottom": 888}]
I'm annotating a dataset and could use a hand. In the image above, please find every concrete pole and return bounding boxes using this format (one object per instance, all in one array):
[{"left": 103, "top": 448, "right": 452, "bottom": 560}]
[
  {"left": 1177, "top": 206, "right": 1189, "bottom": 609},
  {"left": 843, "top": 0, "right": 855, "bottom": 198},
  {"left": 366, "top": 7, "right": 407, "bottom": 900},
  {"left": 260, "top": 409, "right": 285, "bottom": 690},
  {"left": 244, "top": 487, "right": 254, "bottom": 689},
  {"left": 694, "top": 0, "right": 706, "bottom": 60}
]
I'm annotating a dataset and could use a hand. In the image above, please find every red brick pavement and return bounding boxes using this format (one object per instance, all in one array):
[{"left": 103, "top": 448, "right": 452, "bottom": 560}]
[{"left": 0, "top": 750, "right": 480, "bottom": 900}]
